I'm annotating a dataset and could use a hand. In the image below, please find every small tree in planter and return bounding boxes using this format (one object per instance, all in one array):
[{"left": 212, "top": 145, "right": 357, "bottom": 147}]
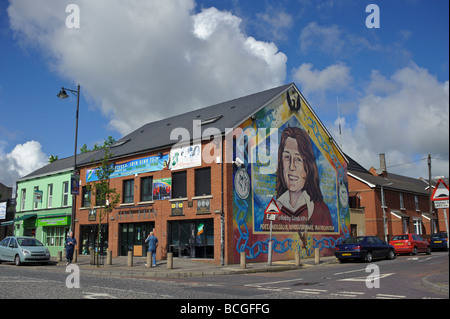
[{"left": 87, "top": 147, "right": 120, "bottom": 266}]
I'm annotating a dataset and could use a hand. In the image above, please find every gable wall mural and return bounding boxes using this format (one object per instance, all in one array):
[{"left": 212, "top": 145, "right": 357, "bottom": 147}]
[{"left": 232, "top": 86, "right": 350, "bottom": 262}]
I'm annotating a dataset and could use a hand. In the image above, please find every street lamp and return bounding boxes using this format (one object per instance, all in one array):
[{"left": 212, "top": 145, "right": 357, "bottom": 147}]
[
  {"left": 57, "top": 84, "right": 80, "bottom": 235},
  {"left": 381, "top": 182, "right": 393, "bottom": 242}
]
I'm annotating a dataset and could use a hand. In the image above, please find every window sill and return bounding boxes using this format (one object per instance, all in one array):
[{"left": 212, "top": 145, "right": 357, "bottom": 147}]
[
  {"left": 192, "top": 195, "right": 213, "bottom": 200},
  {"left": 169, "top": 197, "right": 188, "bottom": 202}
]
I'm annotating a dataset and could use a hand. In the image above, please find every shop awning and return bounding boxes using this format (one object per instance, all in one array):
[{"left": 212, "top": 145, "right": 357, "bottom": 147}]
[{"left": 1, "top": 213, "right": 36, "bottom": 226}]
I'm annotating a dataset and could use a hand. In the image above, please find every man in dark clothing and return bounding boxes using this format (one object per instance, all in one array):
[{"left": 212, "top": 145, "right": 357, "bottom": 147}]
[{"left": 65, "top": 231, "right": 77, "bottom": 265}]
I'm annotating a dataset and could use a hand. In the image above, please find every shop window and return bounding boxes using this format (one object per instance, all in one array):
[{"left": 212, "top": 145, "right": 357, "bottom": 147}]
[
  {"left": 45, "top": 226, "right": 69, "bottom": 247},
  {"left": 123, "top": 179, "right": 134, "bottom": 203},
  {"left": 141, "top": 176, "right": 153, "bottom": 202},
  {"left": 172, "top": 171, "right": 187, "bottom": 198},
  {"left": 195, "top": 167, "right": 211, "bottom": 196}
]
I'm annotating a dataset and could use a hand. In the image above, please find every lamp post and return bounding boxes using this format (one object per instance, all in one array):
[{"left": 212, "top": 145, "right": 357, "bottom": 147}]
[
  {"left": 57, "top": 84, "right": 80, "bottom": 235},
  {"left": 381, "top": 182, "right": 393, "bottom": 242}
]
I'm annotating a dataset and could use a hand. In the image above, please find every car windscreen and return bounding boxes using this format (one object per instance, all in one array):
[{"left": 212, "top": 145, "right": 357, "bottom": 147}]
[
  {"left": 431, "top": 233, "right": 447, "bottom": 239},
  {"left": 17, "top": 238, "right": 44, "bottom": 247},
  {"left": 392, "top": 235, "right": 408, "bottom": 240},
  {"left": 343, "top": 237, "right": 365, "bottom": 244}
]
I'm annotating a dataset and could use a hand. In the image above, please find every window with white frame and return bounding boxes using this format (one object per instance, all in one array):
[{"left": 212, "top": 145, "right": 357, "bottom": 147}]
[
  {"left": 62, "top": 181, "right": 69, "bottom": 207},
  {"left": 414, "top": 195, "right": 419, "bottom": 211},
  {"left": 47, "top": 184, "right": 53, "bottom": 208},
  {"left": 34, "top": 186, "right": 39, "bottom": 210},
  {"left": 413, "top": 219, "right": 422, "bottom": 234},
  {"left": 21, "top": 189, "right": 26, "bottom": 211}
]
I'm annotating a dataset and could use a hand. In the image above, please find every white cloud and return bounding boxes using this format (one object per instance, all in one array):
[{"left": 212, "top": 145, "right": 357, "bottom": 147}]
[
  {"left": 8, "top": 0, "right": 287, "bottom": 135},
  {"left": 0, "top": 140, "right": 48, "bottom": 187},
  {"left": 292, "top": 62, "right": 353, "bottom": 96},
  {"left": 333, "top": 64, "right": 449, "bottom": 178}
]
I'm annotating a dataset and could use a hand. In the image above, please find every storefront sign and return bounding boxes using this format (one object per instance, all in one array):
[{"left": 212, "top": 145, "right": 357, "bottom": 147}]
[
  {"left": 0, "top": 202, "right": 6, "bottom": 220},
  {"left": 86, "top": 154, "right": 170, "bottom": 182},
  {"left": 115, "top": 208, "right": 157, "bottom": 221},
  {"left": 38, "top": 216, "right": 69, "bottom": 227}
]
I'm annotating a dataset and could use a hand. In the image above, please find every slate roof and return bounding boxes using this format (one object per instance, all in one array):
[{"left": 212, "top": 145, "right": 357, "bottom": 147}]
[
  {"left": 346, "top": 154, "right": 429, "bottom": 195},
  {"left": 78, "top": 83, "right": 294, "bottom": 165}
]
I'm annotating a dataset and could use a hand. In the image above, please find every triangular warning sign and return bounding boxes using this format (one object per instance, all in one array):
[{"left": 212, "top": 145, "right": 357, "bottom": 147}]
[
  {"left": 264, "top": 198, "right": 281, "bottom": 214},
  {"left": 431, "top": 179, "right": 449, "bottom": 201}
]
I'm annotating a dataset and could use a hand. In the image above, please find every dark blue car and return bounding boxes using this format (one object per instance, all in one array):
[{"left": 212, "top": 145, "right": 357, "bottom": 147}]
[
  {"left": 334, "top": 236, "right": 396, "bottom": 263},
  {"left": 430, "top": 232, "right": 448, "bottom": 251}
]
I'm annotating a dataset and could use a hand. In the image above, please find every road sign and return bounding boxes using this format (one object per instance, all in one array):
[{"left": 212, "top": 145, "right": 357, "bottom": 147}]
[
  {"left": 431, "top": 179, "right": 449, "bottom": 201},
  {"left": 264, "top": 198, "right": 281, "bottom": 214},
  {"left": 434, "top": 200, "right": 449, "bottom": 209}
]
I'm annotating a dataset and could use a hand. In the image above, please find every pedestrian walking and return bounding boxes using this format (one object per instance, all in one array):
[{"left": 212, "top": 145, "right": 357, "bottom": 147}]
[
  {"left": 145, "top": 231, "right": 158, "bottom": 267},
  {"left": 65, "top": 231, "right": 77, "bottom": 265}
]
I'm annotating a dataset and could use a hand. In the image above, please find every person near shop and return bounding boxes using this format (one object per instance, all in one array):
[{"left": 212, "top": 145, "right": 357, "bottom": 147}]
[
  {"left": 145, "top": 232, "right": 158, "bottom": 267},
  {"left": 65, "top": 231, "right": 77, "bottom": 265}
]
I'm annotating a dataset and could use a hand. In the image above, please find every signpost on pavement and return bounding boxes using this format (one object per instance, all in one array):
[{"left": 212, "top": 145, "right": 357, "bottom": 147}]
[
  {"left": 431, "top": 179, "right": 449, "bottom": 249},
  {"left": 264, "top": 198, "right": 281, "bottom": 266}
]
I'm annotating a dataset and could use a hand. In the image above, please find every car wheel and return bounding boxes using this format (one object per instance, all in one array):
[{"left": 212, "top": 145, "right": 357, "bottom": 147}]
[
  {"left": 387, "top": 249, "right": 395, "bottom": 260},
  {"left": 14, "top": 254, "right": 22, "bottom": 266},
  {"left": 365, "top": 251, "right": 373, "bottom": 263}
]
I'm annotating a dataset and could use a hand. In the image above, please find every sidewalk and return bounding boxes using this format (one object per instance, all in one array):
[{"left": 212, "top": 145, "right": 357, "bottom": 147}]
[
  {"left": 51, "top": 254, "right": 338, "bottom": 278},
  {"left": 47, "top": 254, "right": 448, "bottom": 295}
]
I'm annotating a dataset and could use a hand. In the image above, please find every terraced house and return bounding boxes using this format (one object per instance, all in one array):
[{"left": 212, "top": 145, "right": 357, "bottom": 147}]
[{"left": 12, "top": 152, "right": 95, "bottom": 256}]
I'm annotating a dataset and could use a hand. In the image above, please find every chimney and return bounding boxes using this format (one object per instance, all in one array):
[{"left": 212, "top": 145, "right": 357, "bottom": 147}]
[{"left": 379, "top": 153, "right": 388, "bottom": 177}]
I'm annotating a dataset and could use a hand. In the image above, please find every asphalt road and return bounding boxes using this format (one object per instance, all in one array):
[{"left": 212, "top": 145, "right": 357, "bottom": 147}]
[{"left": 0, "top": 251, "right": 448, "bottom": 304}]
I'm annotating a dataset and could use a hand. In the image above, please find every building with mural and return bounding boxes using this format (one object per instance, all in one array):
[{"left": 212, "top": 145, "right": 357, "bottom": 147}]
[
  {"left": 69, "top": 83, "right": 350, "bottom": 264},
  {"left": 230, "top": 85, "right": 349, "bottom": 263}
]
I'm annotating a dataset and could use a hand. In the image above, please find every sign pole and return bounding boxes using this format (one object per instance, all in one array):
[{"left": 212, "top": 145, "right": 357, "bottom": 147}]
[
  {"left": 268, "top": 220, "right": 273, "bottom": 266},
  {"left": 264, "top": 198, "right": 281, "bottom": 267}
]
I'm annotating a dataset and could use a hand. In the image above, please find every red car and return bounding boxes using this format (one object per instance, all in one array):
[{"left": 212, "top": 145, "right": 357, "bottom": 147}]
[{"left": 389, "top": 234, "right": 431, "bottom": 255}]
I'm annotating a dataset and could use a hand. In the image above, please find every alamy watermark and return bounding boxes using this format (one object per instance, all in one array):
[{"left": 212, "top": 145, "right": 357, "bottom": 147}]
[{"left": 366, "top": 4, "right": 380, "bottom": 29}]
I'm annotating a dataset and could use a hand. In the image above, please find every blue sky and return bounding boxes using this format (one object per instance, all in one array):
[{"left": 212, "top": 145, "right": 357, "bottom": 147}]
[{"left": 0, "top": 0, "right": 448, "bottom": 188}]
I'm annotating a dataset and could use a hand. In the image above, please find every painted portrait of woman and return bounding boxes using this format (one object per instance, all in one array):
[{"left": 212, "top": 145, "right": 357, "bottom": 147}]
[{"left": 275, "top": 127, "right": 332, "bottom": 228}]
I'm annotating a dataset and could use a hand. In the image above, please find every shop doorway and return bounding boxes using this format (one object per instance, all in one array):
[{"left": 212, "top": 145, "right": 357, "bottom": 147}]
[
  {"left": 168, "top": 219, "right": 214, "bottom": 259},
  {"left": 119, "top": 222, "right": 155, "bottom": 256}
]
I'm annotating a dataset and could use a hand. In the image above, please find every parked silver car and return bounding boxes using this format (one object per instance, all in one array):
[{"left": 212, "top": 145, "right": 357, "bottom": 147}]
[{"left": 0, "top": 236, "right": 50, "bottom": 266}]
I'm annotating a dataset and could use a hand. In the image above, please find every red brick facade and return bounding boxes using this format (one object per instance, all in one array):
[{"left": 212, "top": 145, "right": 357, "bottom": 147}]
[{"left": 74, "top": 139, "right": 236, "bottom": 265}]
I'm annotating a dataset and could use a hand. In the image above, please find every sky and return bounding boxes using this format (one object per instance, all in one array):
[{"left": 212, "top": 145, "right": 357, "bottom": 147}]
[{"left": 0, "top": 0, "right": 448, "bottom": 190}]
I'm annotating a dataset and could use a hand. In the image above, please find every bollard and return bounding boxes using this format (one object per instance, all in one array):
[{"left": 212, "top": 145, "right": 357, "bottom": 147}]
[
  {"left": 106, "top": 250, "right": 112, "bottom": 265},
  {"left": 240, "top": 251, "right": 246, "bottom": 269},
  {"left": 167, "top": 252, "right": 173, "bottom": 269},
  {"left": 295, "top": 250, "right": 301, "bottom": 266},
  {"left": 90, "top": 252, "right": 95, "bottom": 265},
  {"left": 146, "top": 253, "right": 151, "bottom": 268},
  {"left": 73, "top": 249, "right": 78, "bottom": 263},
  {"left": 127, "top": 250, "right": 133, "bottom": 267},
  {"left": 315, "top": 247, "right": 320, "bottom": 264},
  {"left": 57, "top": 251, "right": 62, "bottom": 263}
]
